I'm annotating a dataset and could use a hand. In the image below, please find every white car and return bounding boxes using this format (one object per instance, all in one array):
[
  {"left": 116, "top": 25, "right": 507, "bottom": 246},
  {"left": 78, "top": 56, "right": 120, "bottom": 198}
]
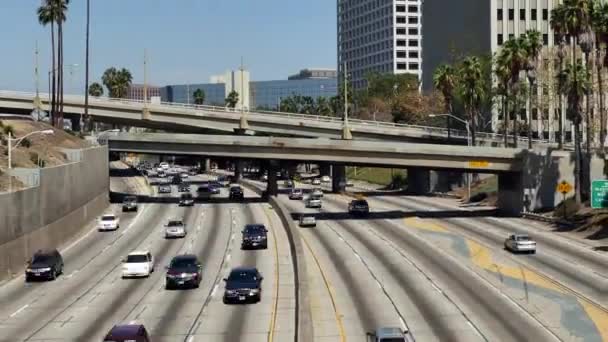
[
  {"left": 122, "top": 251, "right": 154, "bottom": 278},
  {"left": 180, "top": 173, "right": 189, "bottom": 179},
  {"left": 306, "top": 195, "right": 322, "bottom": 208},
  {"left": 312, "top": 178, "right": 321, "bottom": 185},
  {"left": 504, "top": 234, "right": 537, "bottom": 254},
  {"left": 299, "top": 215, "right": 316, "bottom": 227},
  {"left": 159, "top": 162, "right": 170, "bottom": 170},
  {"left": 312, "top": 188, "right": 324, "bottom": 198},
  {"left": 321, "top": 175, "right": 331, "bottom": 183},
  {"left": 165, "top": 219, "right": 187, "bottom": 238},
  {"left": 98, "top": 214, "right": 119, "bottom": 231}
]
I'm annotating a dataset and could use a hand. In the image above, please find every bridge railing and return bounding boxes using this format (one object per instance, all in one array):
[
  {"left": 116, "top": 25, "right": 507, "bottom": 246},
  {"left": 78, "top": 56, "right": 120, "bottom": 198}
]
[{"left": 1, "top": 90, "right": 555, "bottom": 145}]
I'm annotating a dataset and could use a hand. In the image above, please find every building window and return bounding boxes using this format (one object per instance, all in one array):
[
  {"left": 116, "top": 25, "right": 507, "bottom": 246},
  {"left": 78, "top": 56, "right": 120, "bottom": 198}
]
[
  {"left": 408, "top": 5, "right": 418, "bottom": 13},
  {"left": 409, "top": 63, "right": 419, "bottom": 70},
  {"left": 543, "top": 34, "right": 548, "bottom": 45},
  {"left": 508, "top": 8, "right": 514, "bottom": 20},
  {"left": 497, "top": 8, "right": 503, "bottom": 20},
  {"left": 397, "top": 63, "right": 407, "bottom": 70},
  {"left": 542, "top": 8, "right": 548, "bottom": 20},
  {"left": 408, "top": 28, "right": 418, "bottom": 35},
  {"left": 397, "top": 16, "right": 406, "bottom": 23},
  {"left": 409, "top": 51, "right": 419, "bottom": 58},
  {"left": 509, "top": 33, "right": 515, "bottom": 40},
  {"left": 498, "top": 34, "right": 504, "bottom": 45},
  {"left": 396, "top": 5, "right": 406, "bottom": 12},
  {"left": 397, "top": 28, "right": 406, "bottom": 35},
  {"left": 408, "top": 40, "right": 419, "bottom": 47},
  {"left": 520, "top": 9, "right": 526, "bottom": 20},
  {"left": 397, "top": 51, "right": 406, "bottom": 58},
  {"left": 397, "top": 39, "right": 406, "bottom": 46},
  {"left": 408, "top": 16, "right": 418, "bottom": 24},
  {"left": 532, "top": 108, "right": 538, "bottom": 120},
  {"left": 531, "top": 9, "right": 537, "bottom": 20}
]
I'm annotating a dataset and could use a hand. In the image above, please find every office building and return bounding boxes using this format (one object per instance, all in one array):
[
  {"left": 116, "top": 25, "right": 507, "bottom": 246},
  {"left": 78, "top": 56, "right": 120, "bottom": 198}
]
[
  {"left": 126, "top": 84, "right": 161, "bottom": 101},
  {"left": 161, "top": 68, "right": 338, "bottom": 111},
  {"left": 422, "top": 0, "right": 573, "bottom": 141},
  {"left": 337, "top": 0, "right": 422, "bottom": 90}
]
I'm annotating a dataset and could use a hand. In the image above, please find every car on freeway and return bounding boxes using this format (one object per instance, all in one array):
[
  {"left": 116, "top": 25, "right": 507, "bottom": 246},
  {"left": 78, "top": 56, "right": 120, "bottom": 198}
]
[
  {"left": 165, "top": 254, "right": 203, "bottom": 289},
  {"left": 165, "top": 219, "right": 187, "bottom": 239},
  {"left": 306, "top": 194, "right": 322, "bottom": 209},
  {"left": 189, "top": 168, "right": 198, "bottom": 176},
  {"left": 157, "top": 170, "right": 166, "bottom": 178},
  {"left": 146, "top": 170, "right": 157, "bottom": 177},
  {"left": 25, "top": 249, "right": 64, "bottom": 281},
  {"left": 178, "top": 183, "right": 191, "bottom": 192},
  {"left": 209, "top": 183, "right": 221, "bottom": 194},
  {"left": 180, "top": 172, "right": 189, "bottom": 180},
  {"left": 159, "top": 162, "right": 170, "bottom": 170},
  {"left": 172, "top": 175, "right": 182, "bottom": 185},
  {"left": 179, "top": 193, "right": 195, "bottom": 206},
  {"left": 285, "top": 179, "right": 294, "bottom": 188},
  {"left": 122, "top": 195, "right": 138, "bottom": 212},
  {"left": 346, "top": 179, "right": 354, "bottom": 187},
  {"left": 312, "top": 178, "right": 321, "bottom": 185},
  {"left": 321, "top": 175, "right": 331, "bottom": 183},
  {"left": 122, "top": 251, "right": 154, "bottom": 278},
  {"left": 158, "top": 184, "right": 172, "bottom": 194},
  {"left": 289, "top": 188, "right": 304, "bottom": 200},
  {"left": 103, "top": 324, "right": 151, "bottom": 342},
  {"left": 504, "top": 234, "right": 536, "bottom": 254},
  {"left": 229, "top": 186, "right": 245, "bottom": 201},
  {"left": 299, "top": 215, "right": 316, "bottom": 227},
  {"left": 223, "top": 267, "right": 264, "bottom": 304},
  {"left": 312, "top": 188, "right": 324, "bottom": 198},
  {"left": 197, "top": 185, "right": 212, "bottom": 199},
  {"left": 241, "top": 224, "right": 268, "bottom": 249},
  {"left": 261, "top": 174, "right": 268, "bottom": 181},
  {"left": 366, "top": 327, "right": 413, "bottom": 342},
  {"left": 98, "top": 213, "right": 120, "bottom": 231},
  {"left": 349, "top": 199, "right": 370, "bottom": 216}
]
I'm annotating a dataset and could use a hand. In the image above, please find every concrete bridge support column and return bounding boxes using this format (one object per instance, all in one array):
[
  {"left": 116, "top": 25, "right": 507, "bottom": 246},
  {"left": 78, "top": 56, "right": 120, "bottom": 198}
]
[
  {"left": 430, "top": 171, "right": 453, "bottom": 193},
  {"left": 267, "top": 160, "right": 279, "bottom": 196},
  {"left": 204, "top": 158, "right": 211, "bottom": 172},
  {"left": 406, "top": 167, "right": 430, "bottom": 195},
  {"left": 235, "top": 160, "right": 244, "bottom": 180},
  {"left": 331, "top": 164, "right": 347, "bottom": 193},
  {"left": 497, "top": 172, "right": 523, "bottom": 216},
  {"left": 319, "top": 163, "right": 331, "bottom": 177}
]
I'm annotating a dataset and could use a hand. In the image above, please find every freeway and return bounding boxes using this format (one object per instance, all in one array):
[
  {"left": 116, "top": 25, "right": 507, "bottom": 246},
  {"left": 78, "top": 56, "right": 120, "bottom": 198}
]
[{"left": 0, "top": 164, "right": 295, "bottom": 341}]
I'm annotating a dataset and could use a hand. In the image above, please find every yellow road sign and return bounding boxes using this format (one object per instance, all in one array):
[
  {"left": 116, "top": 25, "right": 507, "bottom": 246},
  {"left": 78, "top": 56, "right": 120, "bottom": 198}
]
[
  {"left": 557, "top": 181, "right": 573, "bottom": 194},
  {"left": 469, "top": 161, "right": 490, "bottom": 168}
]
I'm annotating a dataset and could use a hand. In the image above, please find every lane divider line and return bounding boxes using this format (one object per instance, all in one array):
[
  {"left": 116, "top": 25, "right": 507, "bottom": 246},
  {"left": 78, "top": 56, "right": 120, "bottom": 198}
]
[
  {"left": 300, "top": 234, "right": 346, "bottom": 342},
  {"left": 9, "top": 304, "right": 29, "bottom": 318},
  {"left": 262, "top": 206, "right": 281, "bottom": 342}
]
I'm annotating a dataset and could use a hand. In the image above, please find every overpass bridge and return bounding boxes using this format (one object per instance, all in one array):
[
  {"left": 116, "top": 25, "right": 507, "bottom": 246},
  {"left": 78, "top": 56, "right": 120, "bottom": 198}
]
[
  {"left": 0, "top": 90, "right": 545, "bottom": 146},
  {"left": 104, "top": 132, "right": 572, "bottom": 216}
]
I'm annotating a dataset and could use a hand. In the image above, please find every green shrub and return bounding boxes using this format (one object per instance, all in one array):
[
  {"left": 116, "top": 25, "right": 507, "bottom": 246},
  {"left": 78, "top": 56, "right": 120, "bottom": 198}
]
[
  {"left": 2, "top": 124, "right": 14, "bottom": 136},
  {"left": 390, "top": 173, "right": 408, "bottom": 190},
  {"left": 29, "top": 152, "right": 39, "bottom": 165},
  {"left": 21, "top": 138, "right": 31, "bottom": 148}
]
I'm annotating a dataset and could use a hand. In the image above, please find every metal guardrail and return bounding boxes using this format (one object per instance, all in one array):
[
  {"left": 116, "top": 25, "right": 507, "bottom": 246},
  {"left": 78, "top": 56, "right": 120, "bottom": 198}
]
[{"left": 0, "top": 90, "right": 556, "bottom": 145}]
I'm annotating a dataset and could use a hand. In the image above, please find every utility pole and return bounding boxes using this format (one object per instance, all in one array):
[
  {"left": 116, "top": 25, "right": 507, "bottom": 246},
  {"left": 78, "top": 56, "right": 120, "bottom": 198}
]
[
  {"left": 33, "top": 41, "right": 42, "bottom": 115},
  {"left": 238, "top": 57, "right": 249, "bottom": 130},
  {"left": 342, "top": 62, "right": 352, "bottom": 140},
  {"left": 83, "top": 0, "right": 90, "bottom": 133},
  {"left": 142, "top": 49, "right": 151, "bottom": 120}
]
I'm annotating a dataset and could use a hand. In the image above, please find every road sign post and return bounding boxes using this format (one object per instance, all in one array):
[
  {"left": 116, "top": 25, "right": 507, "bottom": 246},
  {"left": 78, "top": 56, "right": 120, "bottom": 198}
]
[
  {"left": 591, "top": 179, "right": 608, "bottom": 209},
  {"left": 557, "top": 181, "right": 573, "bottom": 219}
]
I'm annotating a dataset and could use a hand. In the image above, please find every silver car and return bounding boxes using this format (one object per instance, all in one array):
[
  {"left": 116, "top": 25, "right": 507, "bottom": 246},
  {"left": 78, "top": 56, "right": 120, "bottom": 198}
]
[
  {"left": 299, "top": 215, "right": 316, "bottom": 227},
  {"left": 306, "top": 195, "right": 322, "bottom": 208},
  {"left": 504, "top": 234, "right": 536, "bottom": 254},
  {"left": 165, "top": 220, "right": 187, "bottom": 238}
]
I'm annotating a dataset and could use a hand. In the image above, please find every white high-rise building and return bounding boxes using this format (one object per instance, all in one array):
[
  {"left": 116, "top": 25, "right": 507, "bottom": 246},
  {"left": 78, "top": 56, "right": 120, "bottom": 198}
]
[{"left": 337, "top": 0, "right": 422, "bottom": 90}]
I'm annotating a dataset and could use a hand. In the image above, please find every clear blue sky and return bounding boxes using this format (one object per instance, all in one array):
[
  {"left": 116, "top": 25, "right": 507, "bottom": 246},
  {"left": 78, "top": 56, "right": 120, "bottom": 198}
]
[{"left": 0, "top": 0, "right": 336, "bottom": 93}]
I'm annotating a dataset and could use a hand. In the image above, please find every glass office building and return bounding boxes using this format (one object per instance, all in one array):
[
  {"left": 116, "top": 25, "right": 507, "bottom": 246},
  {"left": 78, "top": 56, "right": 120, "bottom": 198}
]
[{"left": 161, "top": 78, "right": 337, "bottom": 110}]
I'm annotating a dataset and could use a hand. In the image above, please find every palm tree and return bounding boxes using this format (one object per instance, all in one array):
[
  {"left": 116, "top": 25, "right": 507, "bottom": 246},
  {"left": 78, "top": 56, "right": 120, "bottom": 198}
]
[
  {"left": 193, "top": 88, "right": 205, "bottom": 105},
  {"left": 522, "top": 30, "right": 543, "bottom": 148},
  {"left": 88, "top": 82, "right": 103, "bottom": 97},
  {"left": 315, "top": 97, "right": 332, "bottom": 116},
  {"left": 101, "top": 67, "right": 132, "bottom": 98},
  {"left": 84, "top": 0, "right": 90, "bottom": 132},
  {"left": 499, "top": 37, "right": 528, "bottom": 147},
  {"left": 433, "top": 64, "right": 458, "bottom": 138},
  {"left": 494, "top": 52, "right": 512, "bottom": 146},
  {"left": 551, "top": 4, "right": 568, "bottom": 149},
  {"left": 54, "top": 0, "right": 69, "bottom": 128},
  {"left": 225, "top": 91, "right": 239, "bottom": 108},
  {"left": 591, "top": 0, "right": 608, "bottom": 147},
  {"left": 458, "top": 56, "right": 484, "bottom": 146},
  {"left": 37, "top": 1, "right": 57, "bottom": 126}
]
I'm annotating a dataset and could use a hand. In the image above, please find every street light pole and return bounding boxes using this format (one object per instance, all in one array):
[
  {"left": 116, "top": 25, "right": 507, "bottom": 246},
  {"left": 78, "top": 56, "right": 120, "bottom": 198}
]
[
  {"left": 342, "top": 62, "right": 352, "bottom": 140},
  {"left": 84, "top": 0, "right": 90, "bottom": 133}
]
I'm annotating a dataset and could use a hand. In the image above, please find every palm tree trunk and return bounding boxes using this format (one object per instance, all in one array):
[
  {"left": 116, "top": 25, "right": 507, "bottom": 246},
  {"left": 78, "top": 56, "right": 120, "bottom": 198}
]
[
  {"left": 558, "top": 56, "right": 565, "bottom": 149},
  {"left": 528, "top": 82, "right": 533, "bottom": 149},
  {"left": 83, "top": 0, "right": 90, "bottom": 133},
  {"left": 50, "top": 21, "right": 57, "bottom": 127},
  {"left": 572, "top": 37, "right": 582, "bottom": 204},
  {"left": 471, "top": 106, "right": 477, "bottom": 146},
  {"left": 585, "top": 52, "right": 592, "bottom": 155},
  {"left": 512, "top": 83, "right": 519, "bottom": 148},
  {"left": 503, "top": 91, "right": 509, "bottom": 147},
  {"left": 58, "top": 22, "right": 64, "bottom": 129},
  {"left": 599, "top": 60, "right": 605, "bottom": 149}
]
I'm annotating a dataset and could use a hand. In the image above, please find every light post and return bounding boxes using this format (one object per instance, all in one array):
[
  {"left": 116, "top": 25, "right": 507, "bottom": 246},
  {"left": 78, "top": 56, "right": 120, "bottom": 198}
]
[
  {"left": 430, "top": 114, "right": 471, "bottom": 200},
  {"left": 7, "top": 129, "right": 54, "bottom": 191}
]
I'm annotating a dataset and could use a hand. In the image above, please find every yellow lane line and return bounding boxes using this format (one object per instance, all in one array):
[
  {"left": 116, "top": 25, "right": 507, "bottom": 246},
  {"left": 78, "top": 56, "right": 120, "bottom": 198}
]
[
  {"left": 263, "top": 206, "right": 280, "bottom": 342},
  {"left": 300, "top": 233, "right": 347, "bottom": 342}
]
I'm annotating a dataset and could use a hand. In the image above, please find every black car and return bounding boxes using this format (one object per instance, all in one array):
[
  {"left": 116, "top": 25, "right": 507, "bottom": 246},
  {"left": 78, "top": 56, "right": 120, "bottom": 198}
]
[
  {"left": 196, "top": 185, "right": 212, "bottom": 199},
  {"left": 178, "top": 183, "right": 191, "bottom": 192},
  {"left": 348, "top": 199, "right": 370, "bottom": 216},
  {"left": 122, "top": 195, "right": 138, "bottom": 212},
  {"left": 179, "top": 193, "right": 194, "bottom": 206},
  {"left": 165, "top": 254, "right": 203, "bottom": 289},
  {"left": 223, "top": 267, "right": 263, "bottom": 304},
  {"left": 229, "top": 186, "right": 244, "bottom": 201},
  {"left": 172, "top": 175, "right": 182, "bottom": 185},
  {"left": 25, "top": 249, "right": 64, "bottom": 281},
  {"left": 241, "top": 224, "right": 268, "bottom": 249}
]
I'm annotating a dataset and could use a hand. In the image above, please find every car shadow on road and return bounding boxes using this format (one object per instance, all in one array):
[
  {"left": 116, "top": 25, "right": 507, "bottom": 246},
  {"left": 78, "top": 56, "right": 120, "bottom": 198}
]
[
  {"left": 288, "top": 208, "right": 498, "bottom": 221},
  {"left": 109, "top": 191, "right": 266, "bottom": 205}
]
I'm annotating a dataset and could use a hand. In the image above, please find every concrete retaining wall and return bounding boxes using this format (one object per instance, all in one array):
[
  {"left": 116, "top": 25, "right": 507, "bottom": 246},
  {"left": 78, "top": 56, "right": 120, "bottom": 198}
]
[{"left": 0, "top": 146, "right": 109, "bottom": 281}]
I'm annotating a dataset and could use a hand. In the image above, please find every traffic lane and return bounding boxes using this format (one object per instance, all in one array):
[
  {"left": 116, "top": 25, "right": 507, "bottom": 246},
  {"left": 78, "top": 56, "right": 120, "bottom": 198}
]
[
  {"left": 125, "top": 204, "right": 232, "bottom": 341},
  {"left": 32, "top": 203, "right": 202, "bottom": 341},
  {"left": 320, "top": 194, "right": 559, "bottom": 342},
  {"left": 284, "top": 195, "right": 482, "bottom": 342},
  {"left": 0, "top": 170, "right": 151, "bottom": 320},
  {"left": 356, "top": 195, "right": 608, "bottom": 341},
  {"left": 190, "top": 203, "right": 279, "bottom": 342},
  {"left": 370, "top": 195, "right": 608, "bottom": 302}
]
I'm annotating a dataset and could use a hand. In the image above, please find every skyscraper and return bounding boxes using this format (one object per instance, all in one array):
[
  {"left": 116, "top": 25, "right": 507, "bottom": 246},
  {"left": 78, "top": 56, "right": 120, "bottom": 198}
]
[{"left": 337, "top": 0, "right": 422, "bottom": 90}]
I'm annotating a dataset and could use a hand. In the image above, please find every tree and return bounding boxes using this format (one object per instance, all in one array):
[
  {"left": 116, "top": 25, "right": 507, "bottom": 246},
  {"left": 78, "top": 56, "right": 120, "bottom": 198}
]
[
  {"left": 193, "top": 88, "right": 205, "bottom": 105},
  {"left": 88, "top": 82, "right": 103, "bottom": 97},
  {"left": 591, "top": 0, "right": 608, "bottom": 146},
  {"left": 522, "top": 30, "right": 543, "bottom": 148},
  {"left": 84, "top": 0, "right": 91, "bottom": 132},
  {"left": 494, "top": 52, "right": 512, "bottom": 146},
  {"left": 301, "top": 96, "right": 315, "bottom": 114},
  {"left": 433, "top": 64, "right": 458, "bottom": 137},
  {"left": 315, "top": 97, "right": 332, "bottom": 116},
  {"left": 329, "top": 95, "right": 342, "bottom": 116},
  {"left": 101, "top": 67, "right": 132, "bottom": 98},
  {"left": 458, "top": 56, "right": 485, "bottom": 146},
  {"left": 54, "top": 0, "right": 69, "bottom": 129},
  {"left": 37, "top": 1, "right": 59, "bottom": 127},
  {"left": 225, "top": 90, "right": 239, "bottom": 108}
]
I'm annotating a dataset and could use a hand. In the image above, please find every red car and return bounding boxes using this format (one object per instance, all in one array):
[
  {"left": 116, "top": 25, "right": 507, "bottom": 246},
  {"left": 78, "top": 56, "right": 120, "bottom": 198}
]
[{"left": 103, "top": 324, "right": 151, "bottom": 342}]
